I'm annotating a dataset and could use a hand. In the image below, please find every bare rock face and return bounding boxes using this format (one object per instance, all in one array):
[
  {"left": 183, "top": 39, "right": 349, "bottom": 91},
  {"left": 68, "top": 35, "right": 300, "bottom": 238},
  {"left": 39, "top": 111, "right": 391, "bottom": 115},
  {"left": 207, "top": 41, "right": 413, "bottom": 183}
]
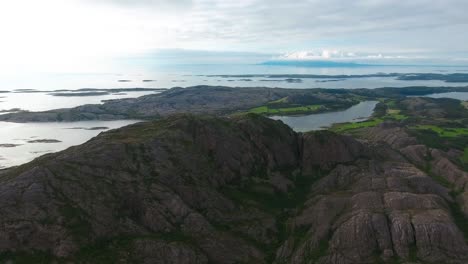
[
  {"left": 0, "top": 86, "right": 355, "bottom": 123},
  {"left": 400, "top": 144, "right": 430, "bottom": 168},
  {"left": 276, "top": 143, "right": 468, "bottom": 264},
  {"left": 366, "top": 123, "right": 418, "bottom": 149},
  {"left": 301, "top": 131, "right": 365, "bottom": 172},
  {"left": 0, "top": 115, "right": 295, "bottom": 263},
  {"left": 0, "top": 115, "right": 467, "bottom": 264},
  {"left": 362, "top": 122, "right": 468, "bottom": 220}
]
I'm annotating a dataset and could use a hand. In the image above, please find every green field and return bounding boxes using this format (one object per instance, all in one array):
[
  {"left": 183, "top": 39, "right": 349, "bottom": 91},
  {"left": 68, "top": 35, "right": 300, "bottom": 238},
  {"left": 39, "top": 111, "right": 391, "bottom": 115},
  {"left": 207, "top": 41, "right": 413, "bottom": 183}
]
[
  {"left": 386, "top": 109, "right": 408, "bottom": 120},
  {"left": 248, "top": 104, "right": 323, "bottom": 115},
  {"left": 461, "top": 148, "right": 468, "bottom": 164},
  {"left": 331, "top": 118, "right": 384, "bottom": 132},
  {"left": 330, "top": 108, "right": 407, "bottom": 133},
  {"left": 413, "top": 125, "right": 468, "bottom": 138}
]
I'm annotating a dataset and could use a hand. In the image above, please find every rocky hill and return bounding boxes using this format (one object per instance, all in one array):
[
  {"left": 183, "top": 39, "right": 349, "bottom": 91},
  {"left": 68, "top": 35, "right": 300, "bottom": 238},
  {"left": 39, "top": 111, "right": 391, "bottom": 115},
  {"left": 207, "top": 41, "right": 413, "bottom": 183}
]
[
  {"left": 3, "top": 85, "right": 468, "bottom": 123},
  {"left": 0, "top": 114, "right": 467, "bottom": 263},
  {"left": 0, "top": 86, "right": 356, "bottom": 122}
]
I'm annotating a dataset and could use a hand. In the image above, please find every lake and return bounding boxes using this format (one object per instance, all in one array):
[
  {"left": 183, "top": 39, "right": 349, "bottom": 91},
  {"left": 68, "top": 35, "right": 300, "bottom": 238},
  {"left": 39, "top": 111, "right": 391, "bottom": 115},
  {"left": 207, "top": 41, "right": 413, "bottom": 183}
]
[{"left": 271, "top": 101, "right": 378, "bottom": 132}]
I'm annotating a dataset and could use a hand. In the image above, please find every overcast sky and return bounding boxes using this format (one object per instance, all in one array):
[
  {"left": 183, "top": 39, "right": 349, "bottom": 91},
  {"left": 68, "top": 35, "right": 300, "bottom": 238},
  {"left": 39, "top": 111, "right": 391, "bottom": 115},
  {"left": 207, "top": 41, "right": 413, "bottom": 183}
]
[{"left": 0, "top": 0, "right": 467, "bottom": 72}]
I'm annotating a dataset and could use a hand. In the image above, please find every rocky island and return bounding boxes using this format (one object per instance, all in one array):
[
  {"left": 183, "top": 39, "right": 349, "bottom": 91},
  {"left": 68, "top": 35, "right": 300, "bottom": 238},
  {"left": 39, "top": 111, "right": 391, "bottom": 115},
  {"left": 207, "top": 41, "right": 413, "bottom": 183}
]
[{"left": 1, "top": 85, "right": 468, "bottom": 123}]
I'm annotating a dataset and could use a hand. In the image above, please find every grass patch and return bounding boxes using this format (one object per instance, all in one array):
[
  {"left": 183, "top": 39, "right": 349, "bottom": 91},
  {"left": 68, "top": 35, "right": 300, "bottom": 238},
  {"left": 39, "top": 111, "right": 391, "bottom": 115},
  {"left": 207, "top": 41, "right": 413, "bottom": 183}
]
[
  {"left": 305, "top": 238, "right": 330, "bottom": 262},
  {"left": 329, "top": 101, "right": 408, "bottom": 133},
  {"left": 413, "top": 125, "right": 468, "bottom": 138},
  {"left": 425, "top": 163, "right": 468, "bottom": 242},
  {"left": 59, "top": 204, "right": 92, "bottom": 241},
  {"left": 268, "top": 97, "right": 289, "bottom": 104},
  {"left": 0, "top": 251, "right": 54, "bottom": 264},
  {"left": 331, "top": 118, "right": 384, "bottom": 133},
  {"left": 461, "top": 147, "right": 468, "bottom": 163},
  {"left": 248, "top": 104, "right": 323, "bottom": 115},
  {"left": 448, "top": 193, "right": 468, "bottom": 242},
  {"left": 462, "top": 101, "right": 468, "bottom": 110},
  {"left": 385, "top": 109, "right": 408, "bottom": 120},
  {"left": 386, "top": 100, "right": 398, "bottom": 108},
  {"left": 408, "top": 243, "right": 419, "bottom": 262},
  {"left": 221, "top": 169, "right": 326, "bottom": 262}
]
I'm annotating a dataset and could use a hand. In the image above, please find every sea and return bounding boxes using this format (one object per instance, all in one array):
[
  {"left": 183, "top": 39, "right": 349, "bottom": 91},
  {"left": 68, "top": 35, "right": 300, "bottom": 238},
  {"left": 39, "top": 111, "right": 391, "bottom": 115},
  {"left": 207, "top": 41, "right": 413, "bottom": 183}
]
[{"left": 1, "top": 63, "right": 468, "bottom": 168}]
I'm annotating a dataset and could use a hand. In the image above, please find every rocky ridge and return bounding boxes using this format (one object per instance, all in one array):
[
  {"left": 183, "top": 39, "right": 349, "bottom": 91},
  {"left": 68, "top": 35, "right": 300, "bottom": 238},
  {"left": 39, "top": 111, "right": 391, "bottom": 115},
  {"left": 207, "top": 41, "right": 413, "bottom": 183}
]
[
  {"left": 4, "top": 85, "right": 467, "bottom": 123},
  {"left": 0, "top": 86, "right": 351, "bottom": 122},
  {"left": 0, "top": 114, "right": 467, "bottom": 263}
]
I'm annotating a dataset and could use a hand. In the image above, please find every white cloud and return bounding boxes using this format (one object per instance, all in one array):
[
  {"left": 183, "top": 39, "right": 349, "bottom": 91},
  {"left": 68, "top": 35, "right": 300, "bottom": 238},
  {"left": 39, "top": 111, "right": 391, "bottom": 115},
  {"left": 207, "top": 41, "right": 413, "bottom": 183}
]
[
  {"left": 279, "top": 50, "right": 410, "bottom": 61},
  {"left": 1, "top": 0, "right": 468, "bottom": 73},
  {"left": 87, "top": 0, "right": 193, "bottom": 11}
]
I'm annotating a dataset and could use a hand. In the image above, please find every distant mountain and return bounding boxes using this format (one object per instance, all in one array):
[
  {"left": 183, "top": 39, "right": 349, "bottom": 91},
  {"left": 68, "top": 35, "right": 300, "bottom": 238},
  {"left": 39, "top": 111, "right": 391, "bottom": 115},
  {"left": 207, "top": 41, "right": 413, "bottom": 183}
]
[{"left": 261, "top": 59, "right": 369, "bottom": 67}]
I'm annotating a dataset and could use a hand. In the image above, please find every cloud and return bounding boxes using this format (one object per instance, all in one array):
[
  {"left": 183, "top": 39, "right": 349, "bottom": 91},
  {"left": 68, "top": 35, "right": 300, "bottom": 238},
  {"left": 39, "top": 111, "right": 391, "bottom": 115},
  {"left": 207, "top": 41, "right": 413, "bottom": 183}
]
[
  {"left": 88, "top": 0, "right": 193, "bottom": 10},
  {"left": 115, "top": 0, "right": 468, "bottom": 55},
  {"left": 278, "top": 50, "right": 411, "bottom": 62},
  {"left": 1, "top": 0, "right": 468, "bottom": 73}
]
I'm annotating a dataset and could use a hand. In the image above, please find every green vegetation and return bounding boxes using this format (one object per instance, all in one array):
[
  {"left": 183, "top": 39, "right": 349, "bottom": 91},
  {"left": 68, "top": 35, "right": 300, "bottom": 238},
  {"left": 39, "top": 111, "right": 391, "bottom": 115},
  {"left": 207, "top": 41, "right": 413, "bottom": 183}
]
[
  {"left": 245, "top": 95, "right": 352, "bottom": 116},
  {"left": 412, "top": 125, "right": 468, "bottom": 138},
  {"left": 462, "top": 101, "right": 468, "bottom": 110},
  {"left": 408, "top": 244, "right": 419, "bottom": 262},
  {"left": 268, "top": 97, "right": 289, "bottom": 104},
  {"left": 408, "top": 128, "right": 468, "bottom": 151},
  {"left": 221, "top": 171, "right": 320, "bottom": 213},
  {"left": 221, "top": 167, "right": 327, "bottom": 262},
  {"left": 59, "top": 204, "right": 92, "bottom": 242},
  {"left": 249, "top": 104, "right": 323, "bottom": 115},
  {"left": 422, "top": 162, "right": 468, "bottom": 243},
  {"left": 386, "top": 109, "right": 407, "bottom": 120},
  {"left": 378, "top": 99, "right": 408, "bottom": 120},
  {"left": 461, "top": 148, "right": 468, "bottom": 164},
  {"left": 449, "top": 194, "right": 468, "bottom": 243},
  {"left": 303, "top": 238, "right": 330, "bottom": 262},
  {"left": 0, "top": 251, "right": 54, "bottom": 264},
  {"left": 331, "top": 118, "right": 384, "bottom": 133},
  {"left": 330, "top": 100, "right": 407, "bottom": 133}
]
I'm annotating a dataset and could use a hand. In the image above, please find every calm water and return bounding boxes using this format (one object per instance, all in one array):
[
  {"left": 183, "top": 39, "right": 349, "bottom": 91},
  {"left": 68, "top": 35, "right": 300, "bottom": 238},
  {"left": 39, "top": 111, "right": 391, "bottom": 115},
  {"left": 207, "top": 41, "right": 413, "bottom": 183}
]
[
  {"left": 0, "top": 90, "right": 160, "bottom": 112},
  {"left": 1, "top": 63, "right": 467, "bottom": 168},
  {"left": 1, "top": 64, "right": 468, "bottom": 91},
  {"left": 271, "top": 101, "right": 378, "bottom": 132},
  {"left": 1, "top": 64, "right": 468, "bottom": 112},
  {"left": 0, "top": 120, "right": 139, "bottom": 168}
]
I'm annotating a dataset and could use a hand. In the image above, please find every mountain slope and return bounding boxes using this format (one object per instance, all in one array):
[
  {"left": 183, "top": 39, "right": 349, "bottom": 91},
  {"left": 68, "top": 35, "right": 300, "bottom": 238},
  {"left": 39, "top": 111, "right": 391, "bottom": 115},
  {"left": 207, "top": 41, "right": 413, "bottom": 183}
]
[{"left": 0, "top": 114, "right": 467, "bottom": 263}]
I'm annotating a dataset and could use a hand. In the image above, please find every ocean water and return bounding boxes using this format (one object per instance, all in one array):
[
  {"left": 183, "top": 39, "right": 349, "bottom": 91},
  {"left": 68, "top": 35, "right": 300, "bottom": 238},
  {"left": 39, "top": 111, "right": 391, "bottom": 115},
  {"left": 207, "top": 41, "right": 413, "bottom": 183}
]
[
  {"left": 1, "top": 64, "right": 468, "bottom": 112},
  {"left": 0, "top": 90, "right": 160, "bottom": 112},
  {"left": 1, "top": 63, "right": 468, "bottom": 168},
  {"left": 2, "top": 64, "right": 468, "bottom": 90},
  {"left": 0, "top": 120, "right": 140, "bottom": 168},
  {"left": 425, "top": 92, "right": 468, "bottom": 100}
]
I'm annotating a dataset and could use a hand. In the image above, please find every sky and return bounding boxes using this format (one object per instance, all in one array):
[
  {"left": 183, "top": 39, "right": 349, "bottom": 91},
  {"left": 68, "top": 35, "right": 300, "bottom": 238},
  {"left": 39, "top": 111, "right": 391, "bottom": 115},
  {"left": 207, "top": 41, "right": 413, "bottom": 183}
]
[{"left": 0, "top": 0, "right": 468, "bottom": 73}]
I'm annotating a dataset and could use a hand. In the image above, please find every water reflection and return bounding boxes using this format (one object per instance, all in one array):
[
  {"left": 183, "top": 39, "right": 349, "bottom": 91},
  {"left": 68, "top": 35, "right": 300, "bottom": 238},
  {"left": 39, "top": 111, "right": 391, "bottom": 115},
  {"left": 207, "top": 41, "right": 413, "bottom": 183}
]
[{"left": 271, "top": 101, "right": 378, "bottom": 132}]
